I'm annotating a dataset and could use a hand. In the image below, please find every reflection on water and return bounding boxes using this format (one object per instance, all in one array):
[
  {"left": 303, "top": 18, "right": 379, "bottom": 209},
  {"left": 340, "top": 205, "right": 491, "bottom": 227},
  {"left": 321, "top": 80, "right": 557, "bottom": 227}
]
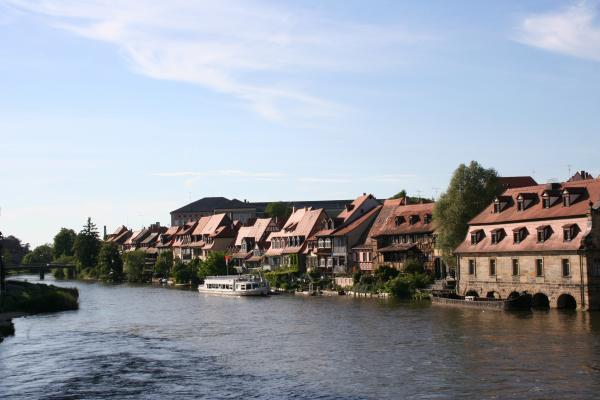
[{"left": 1, "top": 275, "right": 600, "bottom": 399}]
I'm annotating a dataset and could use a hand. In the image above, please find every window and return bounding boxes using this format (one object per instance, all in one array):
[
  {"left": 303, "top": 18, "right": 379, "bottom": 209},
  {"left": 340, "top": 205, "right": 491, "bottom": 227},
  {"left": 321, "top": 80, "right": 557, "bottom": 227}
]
[
  {"left": 395, "top": 216, "right": 404, "bottom": 226},
  {"left": 536, "top": 258, "right": 544, "bottom": 277},
  {"left": 471, "top": 230, "right": 482, "bottom": 245},
  {"left": 562, "top": 259, "right": 570, "bottom": 277},
  {"left": 517, "top": 199, "right": 525, "bottom": 211},
  {"left": 468, "top": 259, "right": 476, "bottom": 275},
  {"left": 424, "top": 214, "right": 432, "bottom": 224},
  {"left": 493, "top": 201, "right": 501, "bottom": 213},
  {"left": 537, "top": 226, "right": 550, "bottom": 243},
  {"left": 512, "top": 259, "right": 519, "bottom": 276},
  {"left": 563, "top": 194, "right": 571, "bottom": 207},
  {"left": 563, "top": 228, "right": 572, "bottom": 241},
  {"left": 491, "top": 229, "right": 503, "bottom": 244},
  {"left": 513, "top": 229, "right": 523, "bottom": 244},
  {"left": 543, "top": 196, "right": 551, "bottom": 209},
  {"left": 489, "top": 259, "right": 496, "bottom": 276}
]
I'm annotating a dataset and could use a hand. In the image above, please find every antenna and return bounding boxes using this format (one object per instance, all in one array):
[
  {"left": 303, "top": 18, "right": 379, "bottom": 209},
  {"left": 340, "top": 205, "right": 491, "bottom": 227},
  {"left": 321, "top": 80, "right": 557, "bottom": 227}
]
[
  {"left": 416, "top": 190, "right": 422, "bottom": 200},
  {"left": 432, "top": 187, "right": 440, "bottom": 200},
  {"left": 567, "top": 164, "right": 572, "bottom": 177}
]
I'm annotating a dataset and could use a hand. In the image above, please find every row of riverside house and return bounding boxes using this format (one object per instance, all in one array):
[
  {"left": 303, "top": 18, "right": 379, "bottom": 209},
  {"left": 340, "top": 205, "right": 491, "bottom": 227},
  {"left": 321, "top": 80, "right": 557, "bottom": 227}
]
[{"left": 105, "top": 170, "right": 600, "bottom": 310}]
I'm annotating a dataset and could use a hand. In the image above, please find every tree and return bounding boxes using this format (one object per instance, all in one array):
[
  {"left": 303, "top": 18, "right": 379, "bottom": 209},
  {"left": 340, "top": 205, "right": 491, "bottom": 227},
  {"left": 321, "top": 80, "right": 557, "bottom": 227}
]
[
  {"left": 97, "top": 242, "right": 123, "bottom": 282},
  {"left": 390, "top": 189, "right": 407, "bottom": 199},
  {"left": 153, "top": 251, "right": 173, "bottom": 278},
  {"left": 172, "top": 258, "right": 194, "bottom": 284},
  {"left": 197, "top": 252, "right": 228, "bottom": 280},
  {"left": 73, "top": 218, "right": 101, "bottom": 272},
  {"left": 53, "top": 228, "right": 77, "bottom": 259},
  {"left": 433, "top": 161, "right": 501, "bottom": 267},
  {"left": 123, "top": 250, "right": 146, "bottom": 282},
  {"left": 264, "top": 202, "right": 292, "bottom": 221},
  {"left": 22, "top": 244, "right": 53, "bottom": 265},
  {"left": 1, "top": 235, "right": 30, "bottom": 266}
]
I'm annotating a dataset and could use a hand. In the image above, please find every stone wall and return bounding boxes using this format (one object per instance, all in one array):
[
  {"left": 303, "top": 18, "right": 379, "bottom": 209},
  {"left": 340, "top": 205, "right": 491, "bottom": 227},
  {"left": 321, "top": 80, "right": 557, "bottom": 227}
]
[{"left": 457, "top": 252, "right": 594, "bottom": 310}]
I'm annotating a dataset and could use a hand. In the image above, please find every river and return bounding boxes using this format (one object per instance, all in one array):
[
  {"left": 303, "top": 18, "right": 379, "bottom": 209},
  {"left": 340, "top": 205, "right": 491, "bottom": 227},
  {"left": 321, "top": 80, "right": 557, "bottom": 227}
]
[{"left": 1, "top": 275, "right": 600, "bottom": 399}]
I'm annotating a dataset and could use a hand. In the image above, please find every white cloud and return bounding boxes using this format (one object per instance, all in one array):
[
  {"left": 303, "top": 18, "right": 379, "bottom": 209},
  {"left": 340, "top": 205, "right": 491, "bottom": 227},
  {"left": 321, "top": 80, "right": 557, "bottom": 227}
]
[
  {"left": 516, "top": 2, "right": 600, "bottom": 62},
  {"left": 6, "top": 0, "right": 427, "bottom": 120}
]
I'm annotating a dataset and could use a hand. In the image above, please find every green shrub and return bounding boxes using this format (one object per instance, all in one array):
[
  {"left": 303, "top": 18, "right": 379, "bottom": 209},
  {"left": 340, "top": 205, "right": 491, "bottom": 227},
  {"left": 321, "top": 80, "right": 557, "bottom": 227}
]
[{"left": 403, "top": 259, "right": 425, "bottom": 274}]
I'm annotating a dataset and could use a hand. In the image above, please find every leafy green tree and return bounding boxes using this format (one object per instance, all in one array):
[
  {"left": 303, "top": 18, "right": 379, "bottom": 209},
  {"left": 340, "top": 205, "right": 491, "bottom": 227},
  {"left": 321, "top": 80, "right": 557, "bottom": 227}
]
[
  {"left": 1, "top": 235, "right": 29, "bottom": 266},
  {"left": 53, "top": 228, "right": 77, "bottom": 259},
  {"left": 172, "top": 258, "right": 193, "bottom": 284},
  {"left": 433, "top": 161, "right": 501, "bottom": 267},
  {"left": 390, "top": 189, "right": 407, "bottom": 199},
  {"left": 123, "top": 250, "right": 146, "bottom": 282},
  {"left": 97, "top": 242, "right": 123, "bottom": 282},
  {"left": 73, "top": 218, "right": 101, "bottom": 272},
  {"left": 403, "top": 259, "right": 425, "bottom": 274},
  {"left": 197, "top": 252, "right": 228, "bottom": 279},
  {"left": 22, "top": 244, "right": 53, "bottom": 265},
  {"left": 153, "top": 251, "right": 173, "bottom": 278},
  {"left": 264, "top": 202, "right": 292, "bottom": 221},
  {"left": 374, "top": 265, "right": 399, "bottom": 282}
]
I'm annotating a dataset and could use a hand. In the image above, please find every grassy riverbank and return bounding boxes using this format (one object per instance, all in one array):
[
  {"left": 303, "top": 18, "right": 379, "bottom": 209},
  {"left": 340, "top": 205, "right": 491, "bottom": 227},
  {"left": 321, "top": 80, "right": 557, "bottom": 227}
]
[{"left": 0, "top": 280, "right": 79, "bottom": 342}]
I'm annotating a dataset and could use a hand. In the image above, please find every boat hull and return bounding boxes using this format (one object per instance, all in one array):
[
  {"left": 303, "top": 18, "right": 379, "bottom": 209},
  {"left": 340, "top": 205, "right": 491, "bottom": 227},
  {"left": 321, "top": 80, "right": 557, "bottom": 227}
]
[{"left": 197, "top": 287, "right": 269, "bottom": 296}]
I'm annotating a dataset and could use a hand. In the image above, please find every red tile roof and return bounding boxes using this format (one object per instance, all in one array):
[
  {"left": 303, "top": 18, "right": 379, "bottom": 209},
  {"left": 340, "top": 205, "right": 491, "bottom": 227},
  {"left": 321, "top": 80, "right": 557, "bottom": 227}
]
[
  {"left": 368, "top": 200, "right": 435, "bottom": 237},
  {"left": 469, "top": 179, "right": 600, "bottom": 225},
  {"left": 332, "top": 205, "right": 382, "bottom": 236}
]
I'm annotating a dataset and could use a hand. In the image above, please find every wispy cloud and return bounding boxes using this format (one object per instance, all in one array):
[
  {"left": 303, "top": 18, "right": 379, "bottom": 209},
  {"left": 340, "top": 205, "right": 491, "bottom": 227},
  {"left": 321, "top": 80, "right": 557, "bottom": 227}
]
[
  {"left": 515, "top": 2, "right": 600, "bottom": 62},
  {"left": 153, "top": 169, "right": 286, "bottom": 187},
  {"left": 6, "top": 0, "right": 429, "bottom": 120}
]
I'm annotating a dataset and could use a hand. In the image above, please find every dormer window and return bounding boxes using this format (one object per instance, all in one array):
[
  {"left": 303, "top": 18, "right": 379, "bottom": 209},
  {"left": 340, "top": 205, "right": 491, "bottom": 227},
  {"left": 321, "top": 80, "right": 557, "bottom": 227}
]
[
  {"left": 394, "top": 216, "right": 405, "bottom": 226},
  {"left": 512, "top": 227, "right": 527, "bottom": 244},
  {"left": 408, "top": 215, "right": 419, "bottom": 225},
  {"left": 562, "top": 188, "right": 584, "bottom": 207},
  {"left": 517, "top": 198, "right": 524, "bottom": 211},
  {"left": 563, "top": 224, "right": 578, "bottom": 242},
  {"left": 424, "top": 214, "right": 432, "bottom": 224},
  {"left": 492, "top": 196, "right": 511, "bottom": 213},
  {"left": 491, "top": 228, "right": 505, "bottom": 244},
  {"left": 470, "top": 229, "right": 483, "bottom": 245},
  {"left": 542, "top": 195, "right": 551, "bottom": 209},
  {"left": 537, "top": 225, "right": 551, "bottom": 243}
]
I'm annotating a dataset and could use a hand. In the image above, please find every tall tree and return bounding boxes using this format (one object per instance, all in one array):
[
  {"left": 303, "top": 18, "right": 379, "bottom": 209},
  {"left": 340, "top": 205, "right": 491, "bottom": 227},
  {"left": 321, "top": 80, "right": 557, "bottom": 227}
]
[
  {"left": 264, "top": 202, "right": 292, "bottom": 221},
  {"left": 123, "top": 250, "right": 146, "bottom": 282},
  {"left": 153, "top": 251, "right": 173, "bottom": 278},
  {"left": 97, "top": 241, "right": 123, "bottom": 282},
  {"left": 22, "top": 244, "right": 53, "bottom": 265},
  {"left": 433, "top": 161, "right": 501, "bottom": 268},
  {"left": 197, "top": 252, "right": 228, "bottom": 279},
  {"left": 1, "top": 235, "right": 30, "bottom": 266},
  {"left": 390, "top": 189, "right": 407, "bottom": 199},
  {"left": 73, "top": 217, "right": 101, "bottom": 272},
  {"left": 53, "top": 228, "right": 77, "bottom": 259}
]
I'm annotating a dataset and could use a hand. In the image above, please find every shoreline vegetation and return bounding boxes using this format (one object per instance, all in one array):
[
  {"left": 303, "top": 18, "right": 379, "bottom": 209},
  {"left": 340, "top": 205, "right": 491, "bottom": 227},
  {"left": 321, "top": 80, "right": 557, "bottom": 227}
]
[{"left": 0, "top": 280, "right": 79, "bottom": 343}]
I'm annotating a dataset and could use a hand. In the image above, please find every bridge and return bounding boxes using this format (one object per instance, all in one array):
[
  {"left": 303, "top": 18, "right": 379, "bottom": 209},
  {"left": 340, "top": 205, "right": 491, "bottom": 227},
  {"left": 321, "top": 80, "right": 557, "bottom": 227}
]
[{"left": 5, "top": 263, "right": 77, "bottom": 280}]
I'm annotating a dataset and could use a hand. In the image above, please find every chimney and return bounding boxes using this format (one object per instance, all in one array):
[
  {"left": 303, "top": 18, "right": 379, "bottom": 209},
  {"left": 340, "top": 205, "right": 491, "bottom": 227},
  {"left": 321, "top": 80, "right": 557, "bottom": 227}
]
[{"left": 103, "top": 225, "right": 107, "bottom": 240}]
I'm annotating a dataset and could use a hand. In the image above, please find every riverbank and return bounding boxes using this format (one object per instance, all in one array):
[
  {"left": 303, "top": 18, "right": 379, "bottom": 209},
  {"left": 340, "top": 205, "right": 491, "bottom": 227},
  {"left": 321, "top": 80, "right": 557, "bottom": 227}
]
[{"left": 0, "top": 280, "right": 79, "bottom": 342}]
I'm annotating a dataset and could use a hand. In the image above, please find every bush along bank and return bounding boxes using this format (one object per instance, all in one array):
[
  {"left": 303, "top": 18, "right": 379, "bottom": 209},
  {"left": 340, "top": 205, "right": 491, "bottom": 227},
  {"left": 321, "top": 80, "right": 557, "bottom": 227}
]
[
  {"left": 0, "top": 280, "right": 79, "bottom": 342},
  {"left": 351, "top": 261, "right": 433, "bottom": 300}
]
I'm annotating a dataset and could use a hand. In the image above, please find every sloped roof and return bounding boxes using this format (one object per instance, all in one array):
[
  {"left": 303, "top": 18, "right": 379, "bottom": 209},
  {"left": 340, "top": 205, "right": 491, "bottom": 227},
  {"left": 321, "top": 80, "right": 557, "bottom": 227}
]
[
  {"left": 368, "top": 201, "right": 435, "bottom": 237},
  {"left": 171, "top": 197, "right": 249, "bottom": 214},
  {"left": 200, "top": 213, "right": 228, "bottom": 235},
  {"left": 332, "top": 205, "right": 382, "bottom": 236},
  {"left": 336, "top": 194, "right": 377, "bottom": 222},
  {"left": 234, "top": 218, "right": 273, "bottom": 246},
  {"left": 498, "top": 176, "right": 538, "bottom": 189},
  {"left": 469, "top": 179, "right": 600, "bottom": 225},
  {"left": 192, "top": 216, "right": 212, "bottom": 236}
]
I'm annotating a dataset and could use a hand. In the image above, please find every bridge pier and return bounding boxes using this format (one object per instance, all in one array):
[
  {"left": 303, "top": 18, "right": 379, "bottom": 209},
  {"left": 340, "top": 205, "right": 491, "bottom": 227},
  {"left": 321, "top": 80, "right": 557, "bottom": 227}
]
[{"left": 39, "top": 268, "right": 45, "bottom": 281}]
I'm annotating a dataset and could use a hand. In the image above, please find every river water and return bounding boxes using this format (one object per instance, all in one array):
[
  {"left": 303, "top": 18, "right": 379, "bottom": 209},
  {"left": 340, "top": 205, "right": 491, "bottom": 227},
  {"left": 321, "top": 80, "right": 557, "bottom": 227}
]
[{"left": 1, "top": 276, "right": 600, "bottom": 399}]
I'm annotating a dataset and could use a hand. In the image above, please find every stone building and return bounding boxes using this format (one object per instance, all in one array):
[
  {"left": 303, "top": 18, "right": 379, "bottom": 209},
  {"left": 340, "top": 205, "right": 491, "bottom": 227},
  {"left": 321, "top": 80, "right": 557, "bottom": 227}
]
[{"left": 455, "top": 179, "right": 600, "bottom": 310}]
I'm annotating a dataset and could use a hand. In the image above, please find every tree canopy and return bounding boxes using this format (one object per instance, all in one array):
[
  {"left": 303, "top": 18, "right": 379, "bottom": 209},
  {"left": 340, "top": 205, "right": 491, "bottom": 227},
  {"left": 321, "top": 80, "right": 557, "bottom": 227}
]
[
  {"left": 1, "top": 235, "right": 29, "bottom": 266},
  {"left": 197, "top": 252, "right": 228, "bottom": 279},
  {"left": 153, "top": 251, "right": 173, "bottom": 278},
  {"left": 73, "top": 217, "right": 101, "bottom": 271},
  {"left": 97, "top": 242, "right": 123, "bottom": 282},
  {"left": 433, "top": 161, "right": 501, "bottom": 267},
  {"left": 22, "top": 244, "right": 53, "bottom": 265},
  {"left": 123, "top": 249, "right": 145, "bottom": 282},
  {"left": 264, "top": 202, "right": 292, "bottom": 221},
  {"left": 53, "top": 228, "right": 77, "bottom": 259}
]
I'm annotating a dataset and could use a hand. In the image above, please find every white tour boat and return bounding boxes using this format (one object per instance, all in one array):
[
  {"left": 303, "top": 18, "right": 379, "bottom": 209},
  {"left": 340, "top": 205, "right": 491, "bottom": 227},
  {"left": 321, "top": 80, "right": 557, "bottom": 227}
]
[{"left": 198, "top": 275, "right": 269, "bottom": 296}]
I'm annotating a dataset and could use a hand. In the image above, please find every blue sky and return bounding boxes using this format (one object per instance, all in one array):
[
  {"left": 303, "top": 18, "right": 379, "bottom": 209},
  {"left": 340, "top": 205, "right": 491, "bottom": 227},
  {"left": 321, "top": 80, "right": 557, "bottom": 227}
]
[{"left": 1, "top": 0, "right": 600, "bottom": 247}]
